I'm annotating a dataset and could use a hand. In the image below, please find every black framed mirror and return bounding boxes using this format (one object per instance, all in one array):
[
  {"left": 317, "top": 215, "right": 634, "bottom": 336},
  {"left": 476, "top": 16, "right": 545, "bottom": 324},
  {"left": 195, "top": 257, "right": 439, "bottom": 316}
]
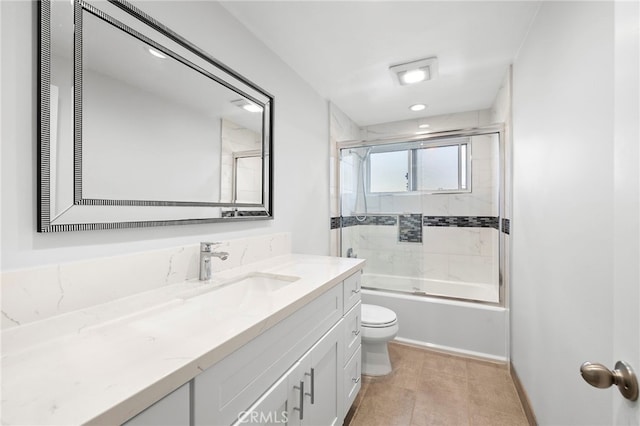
[{"left": 38, "top": 0, "right": 274, "bottom": 232}]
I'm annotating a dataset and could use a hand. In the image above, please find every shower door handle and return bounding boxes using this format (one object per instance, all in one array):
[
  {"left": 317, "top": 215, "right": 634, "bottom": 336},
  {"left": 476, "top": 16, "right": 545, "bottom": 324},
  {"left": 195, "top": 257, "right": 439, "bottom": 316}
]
[{"left": 580, "top": 360, "right": 638, "bottom": 401}]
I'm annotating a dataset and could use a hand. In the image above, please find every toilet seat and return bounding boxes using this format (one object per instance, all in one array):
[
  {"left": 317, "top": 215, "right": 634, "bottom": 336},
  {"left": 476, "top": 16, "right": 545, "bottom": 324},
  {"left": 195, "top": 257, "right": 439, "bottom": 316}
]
[{"left": 362, "top": 304, "right": 397, "bottom": 328}]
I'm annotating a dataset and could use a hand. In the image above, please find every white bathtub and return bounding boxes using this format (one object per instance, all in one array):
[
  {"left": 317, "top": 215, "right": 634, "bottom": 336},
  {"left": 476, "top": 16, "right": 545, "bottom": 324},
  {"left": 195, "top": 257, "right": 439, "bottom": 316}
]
[
  {"left": 362, "top": 287, "right": 508, "bottom": 361},
  {"left": 362, "top": 273, "right": 499, "bottom": 303}
]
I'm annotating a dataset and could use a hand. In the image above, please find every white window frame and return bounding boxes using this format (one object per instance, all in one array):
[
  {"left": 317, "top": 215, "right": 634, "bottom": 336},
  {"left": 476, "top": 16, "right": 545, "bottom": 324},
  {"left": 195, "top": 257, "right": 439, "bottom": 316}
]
[{"left": 367, "top": 137, "right": 472, "bottom": 195}]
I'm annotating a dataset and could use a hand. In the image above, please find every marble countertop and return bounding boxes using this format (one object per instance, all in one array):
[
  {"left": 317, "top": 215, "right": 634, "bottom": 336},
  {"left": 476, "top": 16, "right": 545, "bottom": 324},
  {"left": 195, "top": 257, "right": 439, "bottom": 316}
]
[{"left": 1, "top": 254, "right": 365, "bottom": 425}]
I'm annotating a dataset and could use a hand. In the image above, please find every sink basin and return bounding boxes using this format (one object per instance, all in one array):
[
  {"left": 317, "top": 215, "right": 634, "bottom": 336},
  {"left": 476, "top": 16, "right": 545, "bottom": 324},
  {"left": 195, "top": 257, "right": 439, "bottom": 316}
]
[
  {"left": 227, "top": 272, "right": 300, "bottom": 291},
  {"left": 180, "top": 272, "right": 301, "bottom": 309}
]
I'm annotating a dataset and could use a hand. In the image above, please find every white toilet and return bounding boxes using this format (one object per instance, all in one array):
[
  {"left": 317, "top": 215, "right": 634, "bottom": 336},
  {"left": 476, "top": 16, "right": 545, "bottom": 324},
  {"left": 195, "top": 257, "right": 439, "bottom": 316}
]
[{"left": 361, "top": 303, "right": 399, "bottom": 376}]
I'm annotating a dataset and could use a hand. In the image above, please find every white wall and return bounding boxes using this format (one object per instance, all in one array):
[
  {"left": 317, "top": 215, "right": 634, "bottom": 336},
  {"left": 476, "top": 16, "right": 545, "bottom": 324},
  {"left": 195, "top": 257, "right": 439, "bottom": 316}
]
[
  {"left": 512, "top": 2, "right": 615, "bottom": 424},
  {"left": 0, "top": 0, "right": 329, "bottom": 271},
  {"left": 82, "top": 68, "right": 222, "bottom": 202}
]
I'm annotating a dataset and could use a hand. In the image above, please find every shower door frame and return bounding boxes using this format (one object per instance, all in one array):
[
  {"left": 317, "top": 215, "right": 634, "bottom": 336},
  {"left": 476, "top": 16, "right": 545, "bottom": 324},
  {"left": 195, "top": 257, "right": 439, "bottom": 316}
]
[{"left": 337, "top": 124, "right": 506, "bottom": 307}]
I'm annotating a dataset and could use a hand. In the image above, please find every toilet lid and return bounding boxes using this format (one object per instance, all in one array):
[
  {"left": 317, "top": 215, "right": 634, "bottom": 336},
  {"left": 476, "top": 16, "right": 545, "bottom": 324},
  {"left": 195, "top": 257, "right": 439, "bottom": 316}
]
[{"left": 361, "top": 304, "right": 397, "bottom": 327}]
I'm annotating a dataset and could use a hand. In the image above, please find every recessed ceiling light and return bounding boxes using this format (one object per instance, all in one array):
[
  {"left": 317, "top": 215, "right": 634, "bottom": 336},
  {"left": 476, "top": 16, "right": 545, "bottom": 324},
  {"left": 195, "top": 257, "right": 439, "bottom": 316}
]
[
  {"left": 231, "top": 98, "right": 263, "bottom": 113},
  {"left": 418, "top": 124, "right": 430, "bottom": 129},
  {"left": 409, "top": 104, "right": 426, "bottom": 112},
  {"left": 389, "top": 57, "right": 438, "bottom": 86},
  {"left": 243, "top": 103, "right": 263, "bottom": 113},
  {"left": 148, "top": 48, "right": 166, "bottom": 59}
]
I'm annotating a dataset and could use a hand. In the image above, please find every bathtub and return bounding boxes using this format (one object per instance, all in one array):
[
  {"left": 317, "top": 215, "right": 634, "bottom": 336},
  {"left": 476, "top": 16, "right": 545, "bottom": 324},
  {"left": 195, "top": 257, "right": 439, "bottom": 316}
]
[
  {"left": 362, "top": 285, "right": 508, "bottom": 361},
  {"left": 362, "top": 273, "right": 499, "bottom": 303}
]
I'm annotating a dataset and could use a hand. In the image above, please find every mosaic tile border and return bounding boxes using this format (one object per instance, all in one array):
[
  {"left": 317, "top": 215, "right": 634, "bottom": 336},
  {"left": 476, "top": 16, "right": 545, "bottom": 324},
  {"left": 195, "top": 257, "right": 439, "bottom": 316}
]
[
  {"left": 332, "top": 215, "right": 503, "bottom": 231},
  {"left": 502, "top": 218, "right": 511, "bottom": 235},
  {"left": 423, "top": 216, "right": 499, "bottom": 229},
  {"left": 399, "top": 214, "right": 423, "bottom": 243},
  {"left": 331, "top": 215, "right": 398, "bottom": 229}
]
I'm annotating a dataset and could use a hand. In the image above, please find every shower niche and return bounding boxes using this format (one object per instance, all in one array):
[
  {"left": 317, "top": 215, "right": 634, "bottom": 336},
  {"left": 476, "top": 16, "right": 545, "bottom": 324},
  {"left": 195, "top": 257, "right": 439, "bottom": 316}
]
[{"left": 338, "top": 129, "right": 502, "bottom": 304}]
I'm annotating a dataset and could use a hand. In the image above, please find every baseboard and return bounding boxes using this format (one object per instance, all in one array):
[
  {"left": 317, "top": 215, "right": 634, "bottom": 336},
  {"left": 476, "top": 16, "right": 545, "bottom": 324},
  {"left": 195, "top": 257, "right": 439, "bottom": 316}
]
[
  {"left": 393, "top": 337, "right": 508, "bottom": 363},
  {"left": 510, "top": 362, "right": 538, "bottom": 426}
]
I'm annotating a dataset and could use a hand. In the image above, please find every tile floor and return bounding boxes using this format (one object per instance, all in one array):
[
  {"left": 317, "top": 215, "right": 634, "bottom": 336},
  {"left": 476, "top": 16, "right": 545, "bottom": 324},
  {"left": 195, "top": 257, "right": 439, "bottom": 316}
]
[{"left": 345, "top": 342, "right": 530, "bottom": 426}]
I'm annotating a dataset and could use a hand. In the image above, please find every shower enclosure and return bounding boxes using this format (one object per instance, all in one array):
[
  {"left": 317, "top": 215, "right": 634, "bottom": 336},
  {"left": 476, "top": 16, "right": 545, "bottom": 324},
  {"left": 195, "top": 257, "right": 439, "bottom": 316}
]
[{"left": 339, "top": 128, "right": 502, "bottom": 304}]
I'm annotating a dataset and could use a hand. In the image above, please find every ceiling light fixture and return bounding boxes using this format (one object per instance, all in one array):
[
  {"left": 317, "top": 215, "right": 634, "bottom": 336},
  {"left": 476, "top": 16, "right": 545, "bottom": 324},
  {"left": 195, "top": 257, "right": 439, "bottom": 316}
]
[
  {"left": 418, "top": 123, "right": 430, "bottom": 129},
  {"left": 231, "top": 99, "right": 263, "bottom": 113},
  {"left": 243, "top": 103, "right": 263, "bottom": 113},
  {"left": 389, "top": 57, "right": 438, "bottom": 86},
  {"left": 148, "top": 48, "right": 167, "bottom": 59},
  {"left": 409, "top": 104, "right": 426, "bottom": 112}
]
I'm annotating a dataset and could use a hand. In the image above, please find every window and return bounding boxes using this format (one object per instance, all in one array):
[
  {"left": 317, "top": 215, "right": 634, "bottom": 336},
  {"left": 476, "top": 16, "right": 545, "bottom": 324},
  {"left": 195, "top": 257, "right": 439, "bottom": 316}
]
[
  {"left": 368, "top": 138, "right": 470, "bottom": 194},
  {"left": 369, "top": 151, "right": 409, "bottom": 192}
]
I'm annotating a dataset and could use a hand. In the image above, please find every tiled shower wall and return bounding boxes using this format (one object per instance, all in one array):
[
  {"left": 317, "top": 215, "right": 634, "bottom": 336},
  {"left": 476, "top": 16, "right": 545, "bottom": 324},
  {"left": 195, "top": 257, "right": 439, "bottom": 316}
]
[
  {"left": 333, "top": 112, "right": 500, "bottom": 286},
  {"left": 342, "top": 223, "right": 498, "bottom": 285},
  {"left": 329, "top": 73, "right": 512, "bottom": 293},
  {"left": 338, "top": 134, "right": 499, "bottom": 285}
]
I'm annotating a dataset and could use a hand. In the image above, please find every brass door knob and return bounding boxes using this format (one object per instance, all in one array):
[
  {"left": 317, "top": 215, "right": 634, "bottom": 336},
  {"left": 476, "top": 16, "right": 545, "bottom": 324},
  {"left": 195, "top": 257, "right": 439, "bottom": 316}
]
[{"left": 580, "top": 361, "right": 638, "bottom": 401}]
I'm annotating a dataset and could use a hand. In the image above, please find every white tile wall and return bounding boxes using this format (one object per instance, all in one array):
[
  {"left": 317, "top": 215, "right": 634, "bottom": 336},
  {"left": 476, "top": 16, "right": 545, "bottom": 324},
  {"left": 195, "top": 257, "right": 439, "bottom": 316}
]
[
  {"left": 346, "top": 224, "right": 498, "bottom": 286},
  {"left": 331, "top": 108, "right": 502, "bottom": 293}
]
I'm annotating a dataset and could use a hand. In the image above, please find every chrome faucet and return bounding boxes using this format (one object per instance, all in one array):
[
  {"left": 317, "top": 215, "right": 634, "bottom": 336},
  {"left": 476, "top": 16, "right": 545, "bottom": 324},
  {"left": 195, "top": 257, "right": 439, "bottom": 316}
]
[{"left": 199, "top": 242, "right": 229, "bottom": 281}]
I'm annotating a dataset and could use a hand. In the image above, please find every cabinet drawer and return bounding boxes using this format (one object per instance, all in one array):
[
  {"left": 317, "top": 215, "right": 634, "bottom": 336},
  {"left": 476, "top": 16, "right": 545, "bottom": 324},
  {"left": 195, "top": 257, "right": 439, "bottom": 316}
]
[
  {"left": 342, "top": 271, "right": 362, "bottom": 313},
  {"left": 343, "top": 346, "right": 362, "bottom": 418},
  {"left": 194, "top": 285, "right": 343, "bottom": 426},
  {"left": 343, "top": 302, "right": 361, "bottom": 365}
]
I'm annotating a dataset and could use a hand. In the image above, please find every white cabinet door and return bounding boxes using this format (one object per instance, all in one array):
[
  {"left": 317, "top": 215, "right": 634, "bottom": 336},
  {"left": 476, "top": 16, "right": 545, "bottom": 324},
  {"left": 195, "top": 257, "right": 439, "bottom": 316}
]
[
  {"left": 343, "top": 302, "right": 361, "bottom": 365},
  {"left": 304, "top": 322, "right": 342, "bottom": 426},
  {"left": 123, "top": 383, "right": 190, "bottom": 426},
  {"left": 235, "top": 367, "right": 296, "bottom": 426},
  {"left": 343, "top": 346, "right": 362, "bottom": 417}
]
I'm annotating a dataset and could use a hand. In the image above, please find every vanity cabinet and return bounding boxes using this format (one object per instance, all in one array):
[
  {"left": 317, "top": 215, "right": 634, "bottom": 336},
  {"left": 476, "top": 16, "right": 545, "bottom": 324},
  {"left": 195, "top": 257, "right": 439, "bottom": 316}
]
[
  {"left": 237, "top": 322, "right": 342, "bottom": 426},
  {"left": 193, "top": 284, "right": 343, "bottom": 425},
  {"left": 124, "top": 269, "right": 362, "bottom": 426}
]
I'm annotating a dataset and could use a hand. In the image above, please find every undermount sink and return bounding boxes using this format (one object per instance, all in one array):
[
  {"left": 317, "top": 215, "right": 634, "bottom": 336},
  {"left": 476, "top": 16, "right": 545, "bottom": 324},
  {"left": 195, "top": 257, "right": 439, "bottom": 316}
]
[
  {"left": 226, "top": 272, "right": 300, "bottom": 291},
  {"left": 179, "top": 272, "right": 301, "bottom": 309}
]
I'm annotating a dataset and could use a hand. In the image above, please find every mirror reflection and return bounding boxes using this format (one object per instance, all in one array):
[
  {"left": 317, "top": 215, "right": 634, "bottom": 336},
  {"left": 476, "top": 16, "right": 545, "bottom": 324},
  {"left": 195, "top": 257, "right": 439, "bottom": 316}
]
[{"left": 40, "top": 0, "right": 273, "bottom": 231}]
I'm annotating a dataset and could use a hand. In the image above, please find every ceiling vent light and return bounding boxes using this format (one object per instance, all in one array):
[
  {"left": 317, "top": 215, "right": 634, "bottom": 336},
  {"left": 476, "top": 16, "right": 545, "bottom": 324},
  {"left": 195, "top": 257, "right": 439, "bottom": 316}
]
[
  {"left": 147, "top": 47, "right": 167, "bottom": 59},
  {"left": 231, "top": 99, "right": 263, "bottom": 113},
  {"left": 390, "top": 57, "right": 438, "bottom": 86},
  {"left": 409, "top": 104, "right": 426, "bottom": 112}
]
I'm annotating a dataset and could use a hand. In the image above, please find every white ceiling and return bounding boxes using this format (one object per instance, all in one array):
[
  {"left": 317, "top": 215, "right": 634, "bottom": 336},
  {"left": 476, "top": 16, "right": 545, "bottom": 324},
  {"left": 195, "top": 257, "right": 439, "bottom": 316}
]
[{"left": 221, "top": 1, "right": 540, "bottom": 127}]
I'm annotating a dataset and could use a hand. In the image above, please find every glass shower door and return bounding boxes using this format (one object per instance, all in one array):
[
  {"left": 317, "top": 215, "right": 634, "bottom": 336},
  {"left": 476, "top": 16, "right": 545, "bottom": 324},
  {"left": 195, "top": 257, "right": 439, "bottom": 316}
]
[{"left": 338, "top": 132, "right": 501, "bottom": 304}]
